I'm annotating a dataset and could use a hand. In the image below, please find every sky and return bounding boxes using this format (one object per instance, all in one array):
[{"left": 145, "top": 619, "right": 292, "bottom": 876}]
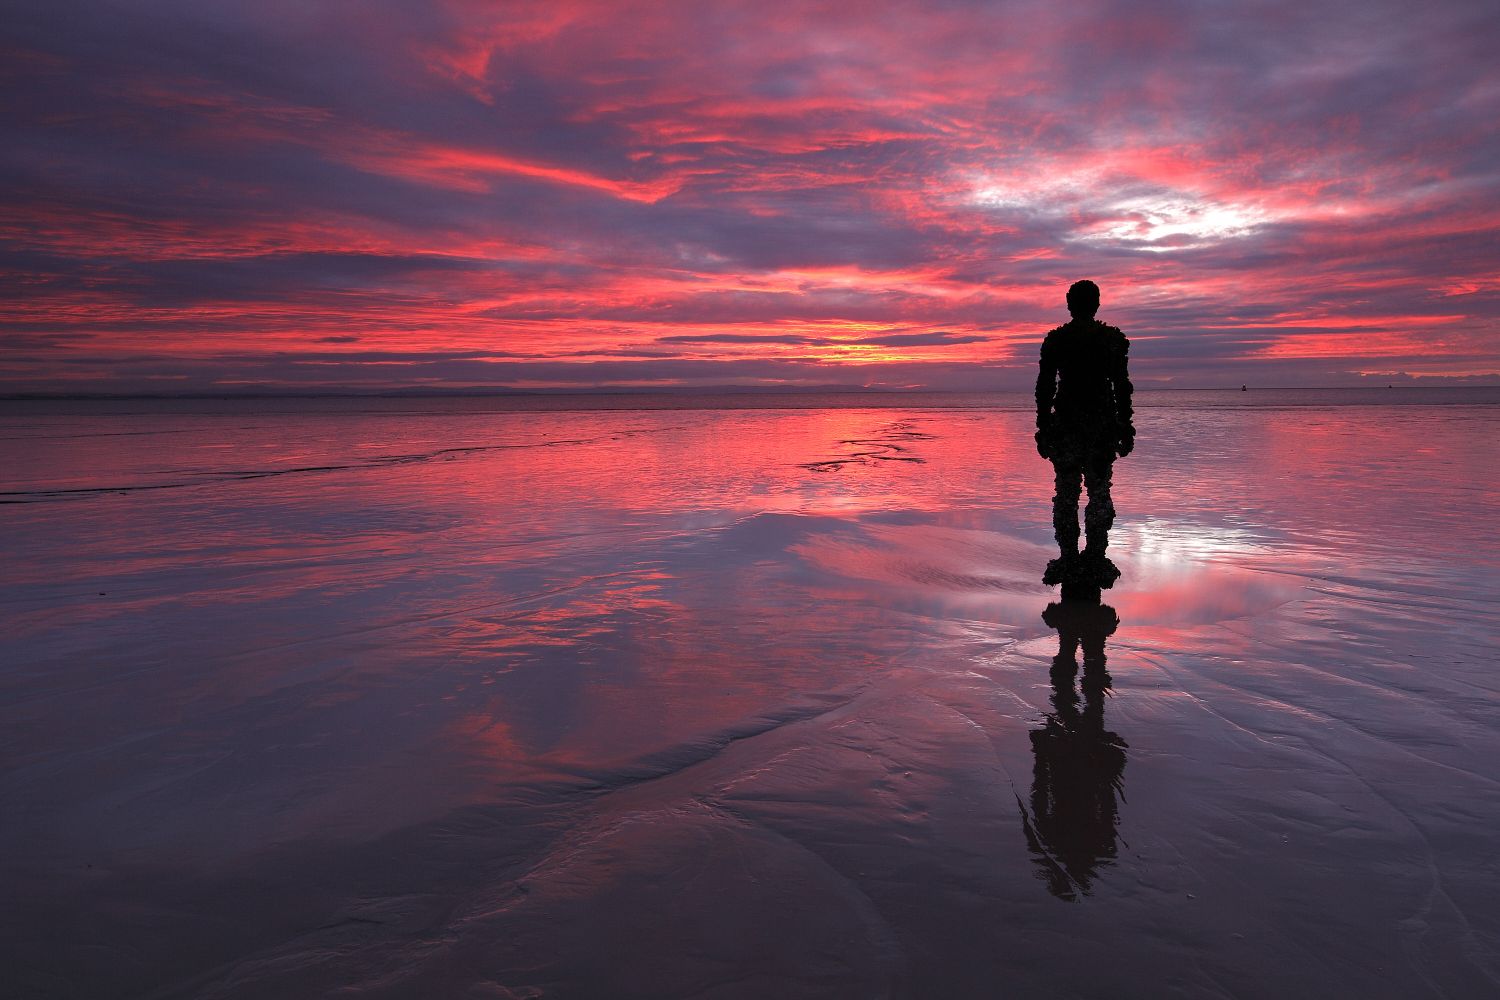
[{"left": 3, "top": 0, "right": 1499, "bottom": 394}]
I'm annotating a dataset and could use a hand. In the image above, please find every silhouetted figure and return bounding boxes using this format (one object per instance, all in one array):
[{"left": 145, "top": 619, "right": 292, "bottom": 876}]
[
  {"left": 1021, "top": 600, "right": 1127, "bottom": 900},
  {"left": 1035, "top": 280, "right": 1134, "bottom": 600}
]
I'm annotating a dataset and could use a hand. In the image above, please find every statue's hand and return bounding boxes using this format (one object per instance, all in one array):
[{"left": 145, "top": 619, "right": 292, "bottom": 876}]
[
  {"left": 1117, "top": 430, "right": 1135, "bottom": 458},
  {"left": 1034, "top": 428, "right": 1051, "bottom": 460}
]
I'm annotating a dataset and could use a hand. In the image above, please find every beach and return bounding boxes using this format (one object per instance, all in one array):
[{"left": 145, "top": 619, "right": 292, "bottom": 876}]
[{"left": 3, "top": 389, "right": 1499, "bottom": 998}]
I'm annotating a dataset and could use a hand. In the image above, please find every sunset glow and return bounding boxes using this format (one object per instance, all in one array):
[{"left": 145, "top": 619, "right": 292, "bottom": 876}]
[{"left": 4, "top": 0, "right": 1498, "bottom": 393}]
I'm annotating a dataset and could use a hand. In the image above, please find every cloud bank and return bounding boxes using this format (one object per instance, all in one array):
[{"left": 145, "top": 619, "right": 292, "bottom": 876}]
[{"left": 3, "top": 0, "right": 1498, "bottom": 392}]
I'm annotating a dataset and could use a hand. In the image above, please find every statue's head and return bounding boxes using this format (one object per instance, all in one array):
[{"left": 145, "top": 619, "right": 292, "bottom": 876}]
[{"left": 1067, "top": 280, "right": 1100, "bottom": 320}]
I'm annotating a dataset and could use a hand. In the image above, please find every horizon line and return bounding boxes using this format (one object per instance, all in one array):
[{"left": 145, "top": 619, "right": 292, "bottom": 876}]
[{"left": 5, "top": 384, "right": 1498, "bottom": 401}]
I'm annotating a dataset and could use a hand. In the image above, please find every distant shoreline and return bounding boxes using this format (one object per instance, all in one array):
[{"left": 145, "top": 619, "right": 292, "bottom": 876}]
[{"left": 4, "top": 384, "right": 1497, "bottom": 401}]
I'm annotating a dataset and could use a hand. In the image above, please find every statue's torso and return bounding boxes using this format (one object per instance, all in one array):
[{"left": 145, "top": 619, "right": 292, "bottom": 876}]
[{"left": 1043, "top": 320, "right": 1127, "bottom": 428}]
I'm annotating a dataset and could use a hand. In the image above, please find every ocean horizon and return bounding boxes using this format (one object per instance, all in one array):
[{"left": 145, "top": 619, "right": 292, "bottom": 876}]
[{"left": 5, "top": 383, "right": 1499, "bottom": 416}]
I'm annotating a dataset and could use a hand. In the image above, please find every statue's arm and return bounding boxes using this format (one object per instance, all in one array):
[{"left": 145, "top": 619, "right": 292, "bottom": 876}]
[
  {"left": 1113, "top": 334, "right": 1135, "bottom": 456},
  {"left": 1035, "top": 336, "right": 1058, "bottom": 428},
  {"left": 1034, "top": 335, "right": 1057, "bottom": 458}
]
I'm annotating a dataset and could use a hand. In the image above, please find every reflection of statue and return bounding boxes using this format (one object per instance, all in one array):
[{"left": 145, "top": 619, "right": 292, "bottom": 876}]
[
  {"left": 1035, "top": 280, "right": 1134, "bottom": 600},
  {"left": 1021, "top": 600, "right": 1127, "bottom": 900}
]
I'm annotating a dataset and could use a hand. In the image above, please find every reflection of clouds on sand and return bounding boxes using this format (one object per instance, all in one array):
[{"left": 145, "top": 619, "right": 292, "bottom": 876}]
[
  {"left": 1117, "top": 517, "right": 1272, "bottom": 566},
  {"left": 1110, "top": 518, "right": 1306, "bottom": 626},
  {"left": 1113, "top": 566, "right": 1304, "bottom": 627},
  {"left": 789, "top": 515, "right": 1305, "bottom": 631},
  {"left": 796, "top": 523, "right": 1048, "bottom": 593},
  {"left": 6, "top": 400, "right": 1499, "bottom": 998}
]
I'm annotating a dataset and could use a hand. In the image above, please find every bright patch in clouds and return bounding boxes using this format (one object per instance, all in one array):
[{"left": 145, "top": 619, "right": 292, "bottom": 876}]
[
  {"left": 970, "top": 173, "right": 1273, "bottom": 252},
  {"left": 1080, "top": 196, "right": 1272, "bottom": 251}
]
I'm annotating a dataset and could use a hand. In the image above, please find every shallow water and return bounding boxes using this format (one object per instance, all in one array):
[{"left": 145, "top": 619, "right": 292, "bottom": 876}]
[{"left": 3, "top": 393, "right": 1499, "bottom": 998}]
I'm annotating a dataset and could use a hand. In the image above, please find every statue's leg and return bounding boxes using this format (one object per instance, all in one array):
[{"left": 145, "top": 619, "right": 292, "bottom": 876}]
[
  {"left": 1051, "top": 459, "right": 1082, "bottom": 556},
  {"left": 1082, "top": 452, "right": 1116, "bottom": 557}
]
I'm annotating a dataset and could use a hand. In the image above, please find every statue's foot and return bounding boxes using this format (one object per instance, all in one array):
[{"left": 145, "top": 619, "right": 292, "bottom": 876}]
[
  {"left": 1043, "top": 553, "right": 1077, "bottom": 586},
  {"left": 1059, "top": 579, "right": 1102, "bottom": 603},
  {"left": 1046, "top": 551, "right": 1120, "bottom": 590},
  {"left": 1080, "top": 552, "right": 1120, "bottom": 588}
]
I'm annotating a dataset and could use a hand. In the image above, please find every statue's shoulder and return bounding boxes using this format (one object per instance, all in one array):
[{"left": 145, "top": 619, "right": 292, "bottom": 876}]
[
  {"left": 1097, "top": 321, "right": 1129, "bottom": 349},
  {"left": 1039, "top": 324, "right": 1068, "bottom": 355}
]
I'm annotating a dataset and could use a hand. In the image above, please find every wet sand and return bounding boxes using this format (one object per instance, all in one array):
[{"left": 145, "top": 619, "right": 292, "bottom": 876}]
[{"left": 3, "top": 393, "right": 1498, "bottom": 998}]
